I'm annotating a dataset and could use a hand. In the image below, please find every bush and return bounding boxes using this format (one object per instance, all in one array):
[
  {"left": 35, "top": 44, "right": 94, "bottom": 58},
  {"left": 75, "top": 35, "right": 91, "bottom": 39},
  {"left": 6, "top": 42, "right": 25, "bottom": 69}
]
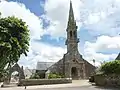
[
  {"left": 29, "top": 73, "right": 40, "bottom": 79},
  {"left": 100, "top": 60, "right": 120, "bottom": 75},
  {"left": 48, "top": 73, "right": 64, "bottom": 79},
  {"left": 29, "top": 72, "right": 46, "bottom": 79}
]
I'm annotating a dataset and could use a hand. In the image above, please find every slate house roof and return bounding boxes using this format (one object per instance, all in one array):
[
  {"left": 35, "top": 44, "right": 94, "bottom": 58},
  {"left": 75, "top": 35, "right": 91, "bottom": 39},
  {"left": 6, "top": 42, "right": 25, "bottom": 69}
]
[{"left": 36, "top": 62, "right": 55, "bottom": 70}]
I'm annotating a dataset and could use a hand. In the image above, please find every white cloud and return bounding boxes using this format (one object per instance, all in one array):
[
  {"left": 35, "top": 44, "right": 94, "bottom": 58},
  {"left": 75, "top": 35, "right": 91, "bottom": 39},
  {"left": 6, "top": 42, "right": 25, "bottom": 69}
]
[
  {"left": 43, "top": 0, "right": 82, "bottom": 38},
  {"left": 0, "top": 1, "right": 44, "bottom": 40},
  {"left": 18, "top": 41, "right": 66, "bottom": 69},
  {"left": 0, "top": 0, "right": 7, "bottom": 2},
  {"left": 1, "top": 0, "right": 120, "bottom": 68},
  {"left": 0, "top": 1, "right": 46, "bottom": 68},
  {"left": 0, "top": 1, "right": 67, "bottom": 69},
  {"left": 83, "top": 49, "right": 117, "bottom": 67},
  {"left": 83, "top": 35, "right": 120, "bottom": 66},
  {"left": 80, "top": 0, "right": 120, "bottom": 36},
  {"left": 85, "top": 35, "right": 120, "bottom": 52},
  {"left": 17, "top": 0, "right": 120, "bottom": 68},
  {"left": 42, "top": 0, "right": 120, "bottom": 66},
  {"left": 42, "top": 0, "right": 120, "bottom": 38}
]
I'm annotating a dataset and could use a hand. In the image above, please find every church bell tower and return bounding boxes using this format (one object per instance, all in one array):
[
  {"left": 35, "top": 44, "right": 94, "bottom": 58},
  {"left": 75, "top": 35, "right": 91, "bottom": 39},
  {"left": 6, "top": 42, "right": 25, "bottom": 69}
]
[
  {"left": 65, "top": 0, "right": 79, "bottom": 54},
  {"left": 47, "top": 0, "right": 96, "bottom": 80}
]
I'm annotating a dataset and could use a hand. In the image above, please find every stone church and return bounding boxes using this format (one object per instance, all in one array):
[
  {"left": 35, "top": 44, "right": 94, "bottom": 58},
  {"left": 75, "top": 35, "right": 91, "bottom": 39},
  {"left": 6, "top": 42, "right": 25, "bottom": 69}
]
[{"left": 47, "top": 1, "right": 96, "bottom": 79}]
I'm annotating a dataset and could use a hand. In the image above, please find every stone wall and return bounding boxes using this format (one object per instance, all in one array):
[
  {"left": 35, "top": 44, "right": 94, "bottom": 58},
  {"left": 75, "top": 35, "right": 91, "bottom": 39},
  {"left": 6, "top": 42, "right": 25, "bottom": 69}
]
[
  {"left": 94, "top": 74, "right": 106, "bottom": 86},
  {"left": 18, "top": 78, "right": 72, "bottom": 86},
  {"left": 84, "top": 60, "right": 96, "bottom": 79},
  {"left": 94, "top": 74, "right": 120, "bottom": 86},
  {"left": 48, "top": 59, "right": 64, "bottom": 74}
]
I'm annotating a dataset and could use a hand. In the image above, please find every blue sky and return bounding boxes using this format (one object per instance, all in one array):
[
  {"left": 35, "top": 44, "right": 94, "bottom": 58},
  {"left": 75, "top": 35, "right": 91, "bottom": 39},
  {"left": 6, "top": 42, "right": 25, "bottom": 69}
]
[
  {"left": 9, "top": 0, "right": 45, "bottom": 15},
  {"left": 0, "top": 0, "right": 120, "bottom": 68}
]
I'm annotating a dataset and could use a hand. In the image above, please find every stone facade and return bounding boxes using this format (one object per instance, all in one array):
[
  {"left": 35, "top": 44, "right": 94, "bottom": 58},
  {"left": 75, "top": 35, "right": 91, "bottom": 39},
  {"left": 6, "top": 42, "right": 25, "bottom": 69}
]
[{"left": 47, "top": 1, "right": 95, "bottom": 79}]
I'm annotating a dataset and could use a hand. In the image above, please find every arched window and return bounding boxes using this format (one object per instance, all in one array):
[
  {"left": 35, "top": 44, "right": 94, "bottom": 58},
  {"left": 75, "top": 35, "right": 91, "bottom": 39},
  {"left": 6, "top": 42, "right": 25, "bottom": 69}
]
[
  {"left": 70, "top": 31, "right": 72, "bottom": 37},
  {"left": 74, "top": 31, "right": 76, "bottom": 38}
]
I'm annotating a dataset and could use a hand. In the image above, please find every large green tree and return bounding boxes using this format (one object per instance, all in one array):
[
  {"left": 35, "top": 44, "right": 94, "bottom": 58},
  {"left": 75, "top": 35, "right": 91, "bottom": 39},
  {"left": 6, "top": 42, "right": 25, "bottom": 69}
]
[
  {"left": 100, "top": 60, "right": 120, "bottom": 75},
  {"left": 0, "top": 15, "right": 30, "bottom": 76}
]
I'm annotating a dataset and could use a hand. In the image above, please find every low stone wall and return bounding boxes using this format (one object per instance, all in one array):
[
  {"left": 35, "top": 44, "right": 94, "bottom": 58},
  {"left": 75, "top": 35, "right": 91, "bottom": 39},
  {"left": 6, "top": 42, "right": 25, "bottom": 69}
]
[
  {"left": 94, "top": 74, "right": 120, "bottom": 87},
  {"left": 18, "top": 78, "right": 72, "bottom": 86},
  {"left": 94, "top": 74, "right": 106, "bottom": 86}
]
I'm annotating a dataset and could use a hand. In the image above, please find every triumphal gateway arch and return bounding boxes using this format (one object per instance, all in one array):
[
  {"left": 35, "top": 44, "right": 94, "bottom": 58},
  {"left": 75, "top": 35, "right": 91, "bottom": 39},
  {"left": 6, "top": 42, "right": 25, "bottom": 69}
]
[{"left": 8, "top": 63, "right": 25, "bottom": 83}]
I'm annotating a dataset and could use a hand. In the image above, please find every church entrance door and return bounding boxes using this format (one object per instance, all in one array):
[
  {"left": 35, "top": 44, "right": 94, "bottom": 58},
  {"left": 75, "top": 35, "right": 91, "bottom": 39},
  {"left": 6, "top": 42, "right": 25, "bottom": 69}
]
[{"left": 71, "top": 67, "right": 78, "bottom": 80}]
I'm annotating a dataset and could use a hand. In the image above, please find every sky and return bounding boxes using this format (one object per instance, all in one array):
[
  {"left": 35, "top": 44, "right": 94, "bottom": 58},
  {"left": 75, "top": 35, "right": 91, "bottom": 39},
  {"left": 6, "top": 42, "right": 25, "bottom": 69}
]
[{"left": 0, "top": 0, "right": 120, "bottom": 69}]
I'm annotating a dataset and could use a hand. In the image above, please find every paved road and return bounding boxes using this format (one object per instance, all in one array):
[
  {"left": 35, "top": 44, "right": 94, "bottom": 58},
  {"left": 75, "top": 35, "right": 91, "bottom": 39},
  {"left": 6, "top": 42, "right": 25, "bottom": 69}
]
[
  {"left": 27, "top": 86, "right": 119, "bottom": 90},
  {"left": 1, "top": 80, "right": 119, "bottom": 90},
  {"left": 1, "top": 85, "right": 119, "bottom": 90}
]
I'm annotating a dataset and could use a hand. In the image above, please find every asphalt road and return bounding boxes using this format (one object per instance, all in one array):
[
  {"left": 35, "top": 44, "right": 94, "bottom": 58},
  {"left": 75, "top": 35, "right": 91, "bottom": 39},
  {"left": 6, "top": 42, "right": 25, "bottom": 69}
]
[
  {"left": 26, "top": 86, "right": 119, "bottom": 90},
  {"left": 1, "top": 85, "right": 119, "bottom": 90},
  {"left": 1, "top": 80, "right": 119, "bottom": 90}
]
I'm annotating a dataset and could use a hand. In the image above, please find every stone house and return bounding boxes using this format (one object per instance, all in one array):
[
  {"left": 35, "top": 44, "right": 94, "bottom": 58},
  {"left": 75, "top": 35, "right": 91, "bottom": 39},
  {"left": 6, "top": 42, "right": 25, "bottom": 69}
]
[{"left": 36, "top": 62, "right": 54, "bottom": 78}]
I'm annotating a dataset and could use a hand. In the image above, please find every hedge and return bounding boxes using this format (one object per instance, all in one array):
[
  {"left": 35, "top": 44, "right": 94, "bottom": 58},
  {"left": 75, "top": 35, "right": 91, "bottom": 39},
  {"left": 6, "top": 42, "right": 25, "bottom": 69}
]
[{"left": 100, "top": 60, "right": 120, "bottom": 74}]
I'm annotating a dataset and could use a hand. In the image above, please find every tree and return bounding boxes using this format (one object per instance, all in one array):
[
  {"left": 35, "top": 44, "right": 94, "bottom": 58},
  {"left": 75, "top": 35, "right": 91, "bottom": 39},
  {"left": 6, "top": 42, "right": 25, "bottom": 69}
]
[
  {"left": 0, "top": 15, "right": 30, "bottom": 76},
  {"left": 100, "top": 60, "right": 120, "bottom": 75}
]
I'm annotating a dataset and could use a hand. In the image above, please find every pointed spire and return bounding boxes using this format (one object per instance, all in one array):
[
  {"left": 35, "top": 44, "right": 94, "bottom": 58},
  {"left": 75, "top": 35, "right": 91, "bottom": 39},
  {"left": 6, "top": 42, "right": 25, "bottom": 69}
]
[
  {"left": 69, "top": 0, "right": 75, "bottom": 21},
  {"left": 67, "top": 0, "right": 76, "bottom": 30}
]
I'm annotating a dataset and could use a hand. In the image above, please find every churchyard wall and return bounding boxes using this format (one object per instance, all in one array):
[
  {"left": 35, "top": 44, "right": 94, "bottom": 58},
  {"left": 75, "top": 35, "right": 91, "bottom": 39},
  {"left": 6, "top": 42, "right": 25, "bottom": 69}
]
[
  {"left": 94, "top": 74, "right": 120, "bottom": 87},
  {"left": 18, "top": 78, "right": 72, "bottom": 86}
]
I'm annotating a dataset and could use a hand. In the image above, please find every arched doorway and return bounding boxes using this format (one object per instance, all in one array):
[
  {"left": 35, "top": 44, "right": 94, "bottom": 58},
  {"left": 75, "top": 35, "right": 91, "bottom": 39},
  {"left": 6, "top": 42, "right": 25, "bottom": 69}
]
[
  {"left": 10, "top": 71, "right": 19, "bottom": 84},
  {"left": 71, "top": 67, "right": 78, "bottom": 79}
]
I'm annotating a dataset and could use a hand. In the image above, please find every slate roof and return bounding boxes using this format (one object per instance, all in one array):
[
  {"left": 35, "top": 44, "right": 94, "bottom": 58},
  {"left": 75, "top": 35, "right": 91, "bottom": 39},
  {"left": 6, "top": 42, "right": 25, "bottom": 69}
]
[
  {"left": 36, "top": 62, "right": 55, "bottom": 70},
  {"left": 115, "top": 53, "right": 120, "bottom": 60}
]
